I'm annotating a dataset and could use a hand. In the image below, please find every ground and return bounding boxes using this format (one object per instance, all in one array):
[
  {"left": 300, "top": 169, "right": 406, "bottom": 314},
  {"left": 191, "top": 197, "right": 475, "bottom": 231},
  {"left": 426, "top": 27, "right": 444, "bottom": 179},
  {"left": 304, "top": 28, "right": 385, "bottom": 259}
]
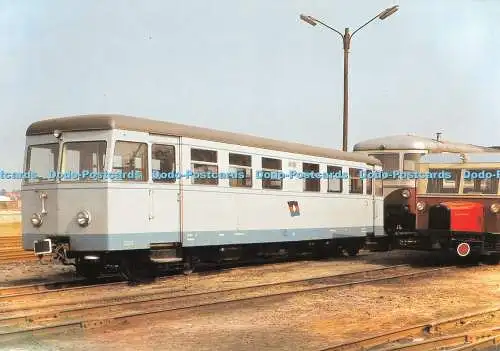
[{"left": 0, "top": 250, "right": 499, "bottom": 351}]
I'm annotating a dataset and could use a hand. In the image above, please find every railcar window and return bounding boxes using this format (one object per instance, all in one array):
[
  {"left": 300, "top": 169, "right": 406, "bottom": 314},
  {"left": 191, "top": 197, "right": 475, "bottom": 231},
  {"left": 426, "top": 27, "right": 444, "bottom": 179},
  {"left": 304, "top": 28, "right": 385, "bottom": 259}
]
[
  {"left": 112, "top": 141, "right": 148, "bottom": 181},
  {"left": 368, "top": 153, "right": 399, "bottom": 171},
  {"left": 261, "top": 157, "right": 282, "bottom": 190},
  {"left": 152, "top": 144, "right": 175, "bottom": 183},
  {"left": 60, "top": 141, "right": 107, "bottom": 182},
  {"left": 403, "top": 153, "right": 425, "bottom": 171},
  {"left": 462, "top": 169, "right": 499, "bottom": 195},
  {"left": 366, "top": 178, "right": 373, "bottom": 195},
  {"left": 303, "top": 163, "right": 320, "bottom": 192},
  {"left": 426, "top": 168, "right": 460, "bottom": 194},
  {"left": 327, "top": 165, "right": 342, "bottom": 193},
  {"left": 191, "top": 148, "right": 218, "bottom": 185},
  {"left": 349, "top": 168, "right": 364, "bottom": 194},
  {"left": 375, "top": 179, "right": 383, "bottom": 196},
  {"left": 229, "top": 153, "right": 252, "bottom": 188},
  {"left": 25, "top": 143, "right": 59, "bottom": 183}
]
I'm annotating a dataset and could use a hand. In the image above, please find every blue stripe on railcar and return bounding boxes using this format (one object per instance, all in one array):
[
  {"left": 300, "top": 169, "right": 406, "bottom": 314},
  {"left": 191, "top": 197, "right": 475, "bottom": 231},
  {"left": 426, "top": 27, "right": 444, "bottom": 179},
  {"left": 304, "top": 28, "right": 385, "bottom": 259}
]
[{"left": 23, "top": 226, "right": 384, "bottom": 251}]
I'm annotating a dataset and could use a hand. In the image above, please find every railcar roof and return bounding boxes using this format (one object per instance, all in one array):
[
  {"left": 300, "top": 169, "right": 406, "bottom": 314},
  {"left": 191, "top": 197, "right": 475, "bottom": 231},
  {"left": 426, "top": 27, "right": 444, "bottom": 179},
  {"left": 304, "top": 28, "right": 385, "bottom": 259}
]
[
  {"left": 420, "top": 152, "right": 500, "bottom": 164},
  {"left": 353, "top": 134, "right": 491, "bottom": 153},
  {"left": 26, "top": 114, "right": 381, "bottom": 166}
]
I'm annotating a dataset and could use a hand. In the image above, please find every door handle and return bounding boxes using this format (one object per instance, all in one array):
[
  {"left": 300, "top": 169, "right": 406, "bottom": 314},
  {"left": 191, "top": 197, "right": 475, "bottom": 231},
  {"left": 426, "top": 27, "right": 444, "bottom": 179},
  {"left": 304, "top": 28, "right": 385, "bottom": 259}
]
[{"left": 149, "top": 189, "right": 154, "bottom": 220}]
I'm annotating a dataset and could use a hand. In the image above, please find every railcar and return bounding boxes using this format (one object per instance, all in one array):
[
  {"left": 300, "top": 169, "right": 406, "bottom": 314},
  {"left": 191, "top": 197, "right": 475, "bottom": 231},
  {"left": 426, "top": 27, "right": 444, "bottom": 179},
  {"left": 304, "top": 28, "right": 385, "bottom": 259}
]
[
  {"left": 22, "top": 114, "right": 383, "bottom": 280},
  {"left": 353, "top": 134, "right": 492, "bottom": 250},
  {"left": 396, "top": 152, "right": 500, "bottom": 261}
]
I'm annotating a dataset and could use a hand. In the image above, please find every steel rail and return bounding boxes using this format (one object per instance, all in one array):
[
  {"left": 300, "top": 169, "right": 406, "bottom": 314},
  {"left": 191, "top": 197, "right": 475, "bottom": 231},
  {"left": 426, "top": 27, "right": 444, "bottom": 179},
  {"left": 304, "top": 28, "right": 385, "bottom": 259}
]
[{"left": 319, "top": 307, "right": 500, "bottom": 350}]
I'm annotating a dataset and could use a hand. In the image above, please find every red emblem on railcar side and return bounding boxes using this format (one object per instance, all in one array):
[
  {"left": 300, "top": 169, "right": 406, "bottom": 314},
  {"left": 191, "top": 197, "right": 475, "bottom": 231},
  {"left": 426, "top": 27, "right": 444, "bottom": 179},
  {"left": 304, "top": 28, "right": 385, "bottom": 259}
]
[{"left": 288, "top": 201, "right": 300, "bottom": 217}]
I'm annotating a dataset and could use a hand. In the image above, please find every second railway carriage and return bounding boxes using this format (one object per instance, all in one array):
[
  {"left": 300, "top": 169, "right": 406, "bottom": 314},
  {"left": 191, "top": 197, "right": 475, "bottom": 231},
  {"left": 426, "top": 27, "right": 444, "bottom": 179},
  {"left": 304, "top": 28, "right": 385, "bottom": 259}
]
[
  {"left": 22, "top": 114, "right": 383, "bottom": 280},
  {"left": 398, "top": 152, "right": 500, "bottom": 261},
  {"left": 353, "top": 134, "right": 492, "bottom": 250}
]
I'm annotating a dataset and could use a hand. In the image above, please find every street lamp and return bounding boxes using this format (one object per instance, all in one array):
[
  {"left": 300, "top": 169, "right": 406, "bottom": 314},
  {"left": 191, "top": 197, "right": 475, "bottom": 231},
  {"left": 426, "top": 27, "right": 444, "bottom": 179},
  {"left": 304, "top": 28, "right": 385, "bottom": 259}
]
[{"left": 300, "top": 5, "right": 399, "bottom": 151}]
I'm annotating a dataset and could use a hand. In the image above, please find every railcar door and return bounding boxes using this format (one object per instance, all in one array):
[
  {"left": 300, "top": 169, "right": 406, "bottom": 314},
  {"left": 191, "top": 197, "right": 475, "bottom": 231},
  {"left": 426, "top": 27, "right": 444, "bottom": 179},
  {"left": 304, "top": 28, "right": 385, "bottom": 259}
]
[
  {"left": 371, "top": 166, "right": 384, "bottom": 236},
  {"left": 371, "top": 166, "right": 376, "bottom": 235},
  {"left": 148, "top": 135, "right": 182, "bottom": 243}
]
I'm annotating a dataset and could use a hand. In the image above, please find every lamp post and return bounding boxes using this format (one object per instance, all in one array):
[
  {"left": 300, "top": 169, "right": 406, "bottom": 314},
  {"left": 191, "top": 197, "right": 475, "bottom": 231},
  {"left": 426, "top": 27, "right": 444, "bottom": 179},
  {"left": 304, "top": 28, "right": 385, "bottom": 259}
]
[{"left": 300, "top": 5, "right": 399, "bottom": 151}]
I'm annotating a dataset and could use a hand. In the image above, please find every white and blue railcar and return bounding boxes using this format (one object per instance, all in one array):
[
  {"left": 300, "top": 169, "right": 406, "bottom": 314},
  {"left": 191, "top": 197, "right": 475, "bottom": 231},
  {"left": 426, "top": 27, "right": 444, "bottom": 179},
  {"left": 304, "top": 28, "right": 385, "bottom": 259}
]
[{"left": 22, "top": 114, "right": 383, "bottom": 279}]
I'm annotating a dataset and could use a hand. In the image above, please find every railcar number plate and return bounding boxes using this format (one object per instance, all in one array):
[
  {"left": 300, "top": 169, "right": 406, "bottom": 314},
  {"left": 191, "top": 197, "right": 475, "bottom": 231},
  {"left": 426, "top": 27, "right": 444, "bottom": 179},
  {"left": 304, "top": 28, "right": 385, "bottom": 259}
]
[{"left": 34, "top": 239, "right": 52, "bottom": 255}]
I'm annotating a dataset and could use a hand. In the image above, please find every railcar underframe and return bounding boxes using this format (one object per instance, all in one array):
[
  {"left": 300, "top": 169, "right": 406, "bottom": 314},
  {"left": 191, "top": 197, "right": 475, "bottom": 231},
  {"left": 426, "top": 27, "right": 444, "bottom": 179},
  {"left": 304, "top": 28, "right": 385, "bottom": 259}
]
[{"left": 39, "top": 236, "right": 367, "bottom": 280}]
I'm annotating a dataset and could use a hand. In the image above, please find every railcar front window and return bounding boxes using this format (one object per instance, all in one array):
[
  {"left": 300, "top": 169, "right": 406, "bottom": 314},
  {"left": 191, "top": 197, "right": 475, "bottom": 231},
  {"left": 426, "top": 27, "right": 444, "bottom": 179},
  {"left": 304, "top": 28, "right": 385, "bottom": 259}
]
[
  {"left": 152, "top": 144, "right": 176, "bottom": 183},
  {"left": 426, "top": 168, "right": 460, "bottom": 194},
  {"left": 368, "top": 153, "right": 399, "bottom": 171},
  {"left": 191, "top": 148, "right": 218, "bottom": 185},
  {"left": 25, "top": 143, "right": 59, "bottom": 183},
  {"left": 112, "top": 141, "right": 148, "bottom": 181},
  {"left": 229, "top": 153, "right": 252, "bottom": 188},
  {"left": 462, "top": 169, "right": 499, "bottom": 195},
  {"left": 403, "top": 153, "right": 425, "bottom": 171},
  {"left": 261, "top": 157, "right": 282, "bottom": 190},
  {"left": 61, "top": 141, "right": 107, "bottom": 182}
]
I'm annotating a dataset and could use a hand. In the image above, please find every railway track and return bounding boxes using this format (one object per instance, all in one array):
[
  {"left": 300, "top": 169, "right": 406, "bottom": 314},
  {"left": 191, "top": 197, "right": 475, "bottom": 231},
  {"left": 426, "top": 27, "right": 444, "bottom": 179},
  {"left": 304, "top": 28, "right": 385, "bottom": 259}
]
[
  {"left": 0, "top": 264, "right": 451, "bottom": 344},
  {"left": 0, "top": 264, "right": 416, "bottom": 311},
  {"left": 0, "top": 252, "right": 374, "bottom": 299},
  {"left": 0, "top": 258, "right": 346, "bottom": 299},
  {"left": 0, "top": 264, "right": 436, "bottom": 312},
  {"left": 320, "top": 307, "right": 500, "bottom": 350}
]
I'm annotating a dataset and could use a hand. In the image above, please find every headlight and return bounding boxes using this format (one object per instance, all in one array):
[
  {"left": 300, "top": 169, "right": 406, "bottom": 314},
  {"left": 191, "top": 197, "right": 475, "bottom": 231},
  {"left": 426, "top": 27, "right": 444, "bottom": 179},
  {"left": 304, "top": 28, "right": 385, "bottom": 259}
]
[
  {"left": 490, "top": 203, "right": 500, "bottom": 214},
  {"left": 31, "top": 213, "right": 42, "bottom": 227},
  {"left": 401, "top": 189, "right": 410, "bottom": 198},
  {"left": 416, "top": 201, "right": 426, "bottom": 212},
  {"left": 76, "top": 210, "right": 91, "bottom": 227}
]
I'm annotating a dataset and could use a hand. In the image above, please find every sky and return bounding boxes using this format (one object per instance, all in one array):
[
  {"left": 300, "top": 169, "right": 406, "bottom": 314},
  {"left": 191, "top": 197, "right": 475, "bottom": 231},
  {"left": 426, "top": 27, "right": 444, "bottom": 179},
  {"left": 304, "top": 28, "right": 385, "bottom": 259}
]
[{"left": 0, "top": 0, "right": 499, "bottom": 190}]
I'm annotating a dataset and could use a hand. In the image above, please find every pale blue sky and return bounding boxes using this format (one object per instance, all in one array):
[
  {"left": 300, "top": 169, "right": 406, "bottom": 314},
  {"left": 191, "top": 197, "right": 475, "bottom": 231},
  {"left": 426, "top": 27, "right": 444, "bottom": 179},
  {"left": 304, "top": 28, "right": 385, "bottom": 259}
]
[{"left": 1, "top": 0, "right": 499, "bottom": 190}]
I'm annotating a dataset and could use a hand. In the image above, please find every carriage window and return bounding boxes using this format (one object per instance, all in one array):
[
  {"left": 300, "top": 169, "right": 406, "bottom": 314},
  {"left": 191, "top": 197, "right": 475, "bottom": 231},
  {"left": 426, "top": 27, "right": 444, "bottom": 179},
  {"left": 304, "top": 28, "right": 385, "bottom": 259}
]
[
  {"left": 375, "top": 179, "right": 383, "bottom": 196},
  {"left": 262, "top": 157, "right": 282, "bottom": 190},
  {"left": 229, "top": 153, "right": 252, "bottom": 188},
  {"left": 152, "top": 144, "right": 175, "bottom": 183},
  {"left": 112, "top": 141, "right": 148, "bottom": 181},
  {"left": 191, "top": 148, "right": 218, "bottom": 185},
  {"left": 426, "top": 168, "right": 460, "bottom": 194},
  {"left": 327, "top": 166, "right": 342, "bottom": 193},
  {"left": 349, "top": 168, "right": 363, "bottom": 194},
  {"left": 25, "top": 143, "right": 59, "bottom": 183},
  {"left": 368, "top": 153, "right": 399, "bottom": 172},
  {"left": 462, "top": 169, "right": 499, "bottom": 195},
  {"left": 403, "top": 153, "right": 424, "bottom": 171},
  {"left": 61, "top": 141, "right": 107, "bottom": 182},
  {"left": 366, "top": 178, "right": 373, "bottom": 195},
  {"left": 303, "top": 163, "right": 320, "bottom": 192}
]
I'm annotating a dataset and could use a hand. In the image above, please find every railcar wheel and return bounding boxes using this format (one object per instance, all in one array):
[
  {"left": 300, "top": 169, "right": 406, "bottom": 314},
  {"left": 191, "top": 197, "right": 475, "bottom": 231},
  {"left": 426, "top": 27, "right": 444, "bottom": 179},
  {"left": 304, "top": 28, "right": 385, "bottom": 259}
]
[
  {"left": 75, "top": 263, "right": 101, "bottom": 280},
  {"left": 374, "top": 237, "right": 393, "bottom": 252},
  {"left": 346, "top": 247, "right": 360, "bottom": 257},
  {"left": 312, "top": 246, "right": 328, "bottom": 260},
  {"left": 483, "top": 255, "right": 500, "bottom": 265},
  {"left": 120, "top": 256, "right": 155, "bottom": 283},
  {"left": 287, "top": 245, "right": 298, "bottom": 260},
  {"left": 182, "top": 261, "right": 194, "bottom": 275}
]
